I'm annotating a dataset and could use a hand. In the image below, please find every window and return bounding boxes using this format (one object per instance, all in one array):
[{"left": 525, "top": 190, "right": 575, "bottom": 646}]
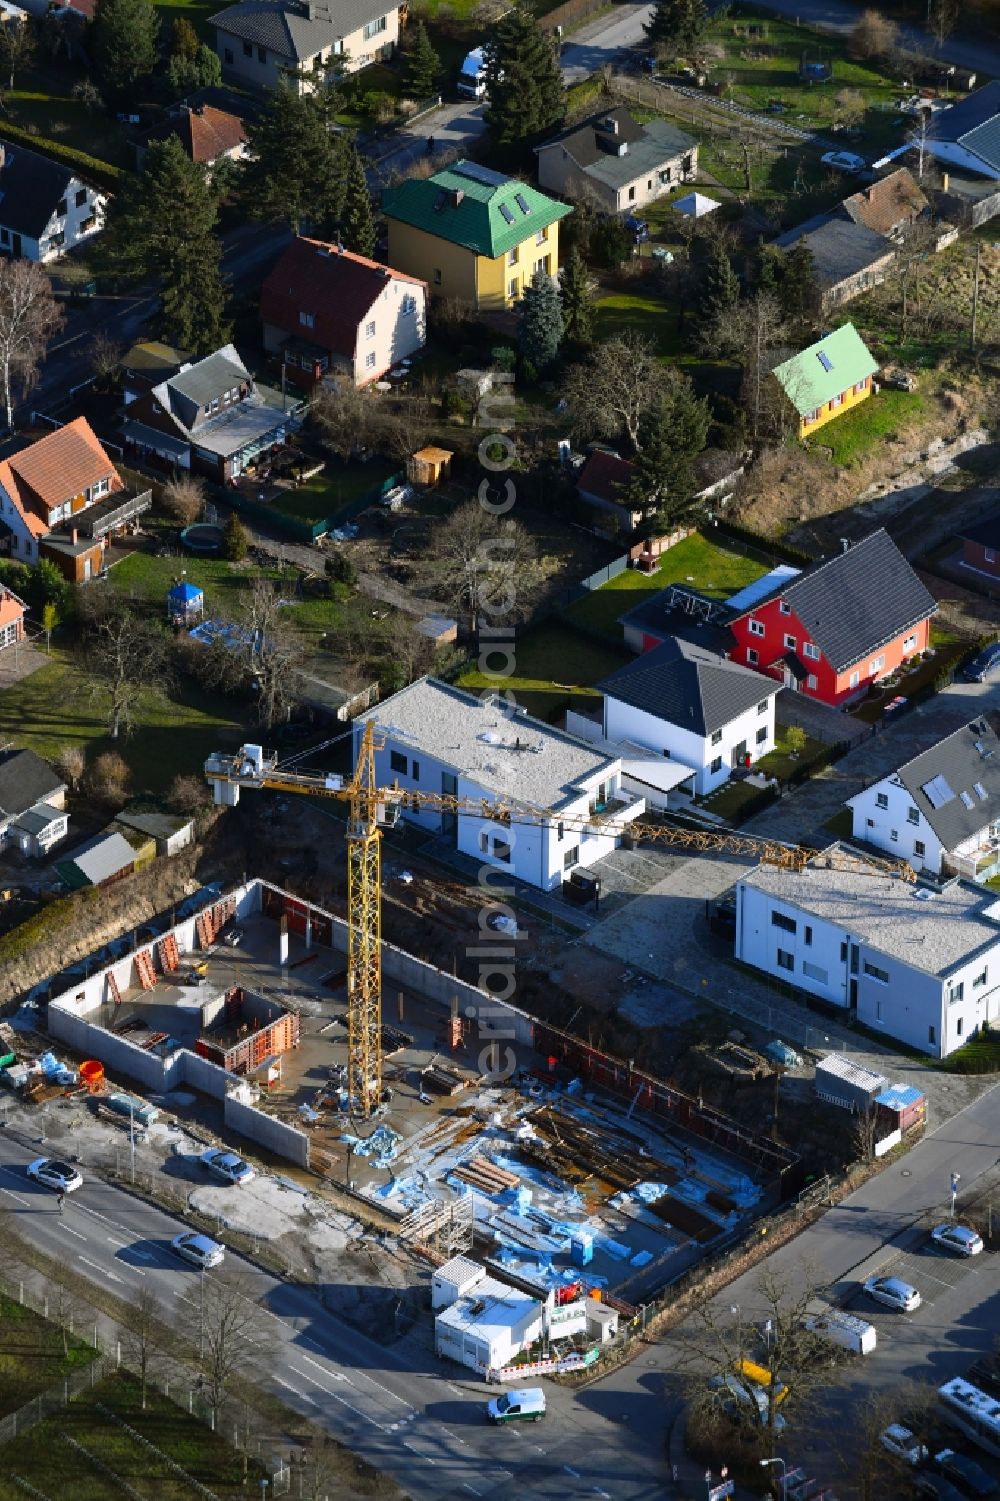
[
  {"left": 75, "top": 188, "right": 87, "bottom": 208},
  {"left": 870, "top": 654, "right": 885, "bottom": 674},
  {"left": 854, "top": 380, "right": 867, "bottom": 395},
  {"left": 929, "top": 1025, "right": 936, "bottom": 1046},
  {"left": 849, "top": 671, "right": 860, "bottom": 689},
  {"left": 411, "top": 761, "right": 419, "bottom": 782},
  {"left": 243, "top": 39, "right": 252, "bottom": 55},
  {"left": 771, "top": 911, "right": 796, "bottom": 934},
  {"left": 492, "top": 839, "right": 511, "bottom": 863},
  {"left": 365, "top": 352, "right": 376, "bottom": 369},
  {"left": 389, "top": 750, "right": 407, "bottom": 774},
  {"left": 807, "top": 674, "right": 818, "bottom": 690},
  {"left": 851, "top": 945, "right": 859, "bottom": 973},
  {"left": 840, "top": 942, "right": 848, "bottom": 962},
  {"left": 748, "top": 648, "right": 758, "bottom": 665},
  {"left": 988, "top": 549, "right": 997, "bottom": 564},
  {"left": 209, "top": 397, "right": 219, "bottom": 413},
  {"left": 866, "top": 818, "right": 874, "bottom": 827},
  {"left": 802, "top": 961, "right": 828, "bottom": 984},
  {"left": 957, "top": 1017, "right": 964, "bottom": 1038},
  {"left": 776, "top": 949, "right": 794, "bottom": 972},
  {"left": 711, "top": 729, "right": 722, "bottom": 746},
  {"left": 803, "top": 409, "right": 818, "bottom": 425},
  {"left": 948, "top": 982, "right": 964, "bottom": 1004},
  {"left": 784, "top": 634, "right": 796, "bottom": 649},
  {"left": 802, "top": 642, "right": 820, "bottom": 661},
  {"left": 864, "top": 961, "right": 889, "bottom": 983},
  {"left": 974, "top": 968, "right": 988, "bottom": 989},
  {"left": 508, "top": 279, "right": 518, "bottom": 299},
  {"left": 535, "top": 227, "right": 548, "bottom": 245},
  {"left": 914, "top": 840, "right": 925, "bottom": 857},
  {"left": 890, "top": 829, "right": 898, "bottom": 842},
  {"left": 557, "top": 821, "right": 564, "bottom": 842},
  {"left": 257, "top": 45, "right": 266, "bottom": 61},
  {"left": 365, "top": 320, "right": 376, "bottom": 338},
  {"left": 876, "top": 792, "right": 888, "bottom": 809},
  {"left": 224, "top": 46, "right": 233, "bottom": 62},
  {"left": 710, "top": 756, "right": 722, "bottom": 773},
  {"left": 756, "top": 726, "right": 767, "bottom": 745},
  {"left": 647, "top": 179, "right": 652, "bottom": 189},
  {"left": 661, "top": 749, "right": 670, "bottom": 759},
  {"left": 757, "top": 700, "right": 768, "bottom": 715},
  {"left": 804, "top": 925, "right": 813, "bottom": 947},
  {"left": 907, "top": 806, "right": 919, "bottom": 825},
  {"left": 749, "top": 619, "right": 765, "bottom": 638},
  {"left": 563, "top": 846, "right": 579, "bottom": 871},
  {"left": 875, "top": 999, "right": 883, "bottom": 1022},
  {"left": 628, "top": 186, "right": 636, "bottom": 201},
  {"left": 401, "top": 294, "right": 416, "bottom": 315},
  {"left": 49, "top": 231, "right": 64, "bottom": 249},
  {"left": 779, "top": 601, "right": 791, "bottom": 616},
  {"left": 363, "top": 14, "right": 387, "bottom": 38},
  {"left": 829, "top": 392, "right": 843, "bottom": 409},
  {"left": 433, "top": 269, "right": 442, "bottom": 286},
  {"left": 55, "top": 197, "right": 67, "bottom": 217},
  {"left": 508, "top": 247, "right": 518, "bottom": 266},
  {"left": 299, "top": 311, "right": 315, "bottom": 329},
  {"left": 903, "top": 633, "right": 917, "bottom": 653},
  {"left": 533, "top": 256, "right": 550, "bottom": 277}
]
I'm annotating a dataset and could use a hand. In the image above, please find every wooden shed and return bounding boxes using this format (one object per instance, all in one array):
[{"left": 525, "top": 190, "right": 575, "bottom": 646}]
[{"left": 408, "top": 446, "right": 453, "bottom": 487}]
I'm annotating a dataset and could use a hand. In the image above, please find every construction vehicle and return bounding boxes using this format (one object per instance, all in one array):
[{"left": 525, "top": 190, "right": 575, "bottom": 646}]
[{"left": 206, "top": 726, "right": 915, "bottom": 1119}]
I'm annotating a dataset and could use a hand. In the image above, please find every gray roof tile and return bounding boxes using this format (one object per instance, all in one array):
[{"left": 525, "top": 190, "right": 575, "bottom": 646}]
[
  {"left": 892, "top": 716, "right": 1000, "bottom": 852},
  {"left": 210, "top": 0, "right": 384, "bottom": 58},
  {"left": 597, "top": 636, "right": 775, "bottom": 736},
  {"left": 0, "top": 749, "right": 64, "bottom": 820},
  {"left": 774, "top": 210, "right": 895, "bottom": 290},
  {"left": 537, "top": 108, "right": 696, "bottom": 192}
]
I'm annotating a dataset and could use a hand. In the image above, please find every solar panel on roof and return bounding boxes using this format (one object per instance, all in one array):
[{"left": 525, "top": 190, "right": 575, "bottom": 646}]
[
  {"left": 453, "top": 161, "right": 508, "bottom": 187},
  {"left": 499, "top": 203, "right": 515, "bottom": 224},
  {"left": 960, "top": 790, "right": 975, "bottom": 810},
  {"left": 514, "top": 192, "right": 531, "bottom": 215},
  {"left": 975, "top": 781, "right": 988, "bottom": 800},
  {"left": 816, "top": 350, "right": 834, "bottom": 372}
]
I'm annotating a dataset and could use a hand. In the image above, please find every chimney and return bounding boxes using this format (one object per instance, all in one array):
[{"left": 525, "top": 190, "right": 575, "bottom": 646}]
[{"left": 942, "top": 170, "right": 950, "bottom": 192}]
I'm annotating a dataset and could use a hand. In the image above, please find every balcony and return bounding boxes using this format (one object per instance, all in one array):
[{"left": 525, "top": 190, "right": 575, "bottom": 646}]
[
  {"left": 585, "top": 792, "right": 646, "bottom": 829},
  {"left": 944, "top": 832, "right": 1000, "bottom": 882}
]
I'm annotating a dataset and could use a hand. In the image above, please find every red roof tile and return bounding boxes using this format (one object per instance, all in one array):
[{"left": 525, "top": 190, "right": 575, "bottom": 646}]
[
  {"left": 577, "top": 449, "right": 634, "bottom": 505},
  {"left": 147, "top": 104, "right": 247, "bottom": 165},
  {"left": 0, "top": 417, "right": 121, "bottom": 538},
  {"left": 260, "top": 236, "right": 426, "bottom": 359}
]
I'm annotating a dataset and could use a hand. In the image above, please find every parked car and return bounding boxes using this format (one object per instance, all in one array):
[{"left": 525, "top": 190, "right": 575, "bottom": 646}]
[
  {"left": 201, "top": 1149, "right": 256, "bottom": 1187},
  {"left": 919, "top": 1476, "right": 973, "bottom": 1501},
  {"left": 820, "top": 149, "right": 866, "bottom": 173},
  {"left": 862, "top": 1275, "right": 921, "bottom": 1312},
  {"left": 882, "top": 370, "right": 918, "bottom": 391},
  {"left": 931, "top": 1224, "right": 984, "bottom": 1257},
  {"left": 934, "top": 1449, "right": 1000, "bottom": 1497},
  {"left": 171, "top": 1232, "right": 225, "bottom": 1270},
  {"left": 962, "top": 642, "right": 1000, "bottom": 683},
  {"left": 27, "top": 1158, "right": 82, "bottom": 1194},
  {"left": 880, "top": 1424, "right": 929, "bottom": 1465},
  {"left": 486, "top": 1388, "right": 546, "bottom": 1423}
]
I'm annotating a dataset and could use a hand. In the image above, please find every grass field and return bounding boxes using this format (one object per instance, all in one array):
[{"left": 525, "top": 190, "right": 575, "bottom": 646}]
[
  {"left": 268, "top": 459, "right": 398, "bottom": 526},
  {"left": 0, "top": 1294, "right": 98, "bottom": 1421},
  {"left": 111, "top": 551, "right": 286, "bottom": 610},
  {"left": 806, "top": 387, "right": 927, "bottom": 467},
  {"left": 699, "top": 727, "right": 828, "bottom": 820},
  {"left": 458, "top": 619, "right": 630, "bottom": 719},
  {"left": 0, "top": 1373, "right": 266, "bottom": 1500},
  {"left": 593, "top": 291, "right": 681, "bottom": 358},
  {"left": 563, "top": 533, "right": 768, "bottom": 638},
  {"left": 7, "top": 71, "right": 134, "bottom": 170}
]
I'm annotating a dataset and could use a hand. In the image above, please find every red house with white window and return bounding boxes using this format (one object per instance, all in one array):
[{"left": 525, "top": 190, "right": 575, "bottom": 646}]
[{"left": 727, "top": 529, "right": 937, "bottom": 708}]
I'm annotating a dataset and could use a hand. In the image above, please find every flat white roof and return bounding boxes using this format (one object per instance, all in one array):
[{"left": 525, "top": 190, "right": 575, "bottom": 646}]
[
  {"left": 741, "top": 844, "right": 1000, "bottom": 975},
  {"left": 359, "top": 679, "right": 618, "bottom": 811},
  {"left": 622, "top": 757, "right": 697, "bottom": 794},
  {"left": 434, "top": 1254, "right": 484, "bottom": 1288},
  {"left": 436, "top": 1275, "right": 540, "bottom": 1340},
  {"left": 816, "top": 1054, "right": 887, "bottom": 1091}
]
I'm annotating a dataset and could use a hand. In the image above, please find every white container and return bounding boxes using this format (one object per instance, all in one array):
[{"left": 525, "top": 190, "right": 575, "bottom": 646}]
[{"left": 803, "top": 1303, "right": 876, "bottom": 1355}]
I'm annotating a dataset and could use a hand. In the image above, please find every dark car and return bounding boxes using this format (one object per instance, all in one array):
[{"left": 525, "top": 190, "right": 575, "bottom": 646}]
[
  {"left": 934, "top": 1449, "right": 1000, "bottom": 1498},
  {"left": 962, "top": 642, "right": 1000, "bottom": 682},
  {"left": 918, "top": 1476, "right": 972, "bottom": 1501},
  {"left": 624, "top": 215, "right": 649, "bottom": 243}
]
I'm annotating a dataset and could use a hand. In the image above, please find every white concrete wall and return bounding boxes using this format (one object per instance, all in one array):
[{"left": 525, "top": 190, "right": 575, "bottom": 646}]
[
  {"left": 736, "top": 882, "right": 852, "bottom": 1009},
  {"left": 848, "top": 778, "right": 944, "bottom": 874},
  {"left": 224, "top": 1082, "right": 309, "bottom": 1167},
  {"left": 604, "top": 692, "right": 774, "bottom": 795},
  {"left": 353, "top": 276, "right": 426, "bottom": 386}
]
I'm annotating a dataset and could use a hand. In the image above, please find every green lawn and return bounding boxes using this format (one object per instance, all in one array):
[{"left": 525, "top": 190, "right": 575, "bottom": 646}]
[
  {"left": 7, "top": 72, "right": 135, "bottom": 171},
  {"left": 564, "top": 533, "right": 768, "bottom": 639},
  {"left": 593, "top": 291, "right": 681, "bottom": 358},
  {"left": 268, "top": 458, "right": 398, "bottom": 526},
  {"left": 0, "top": 1295, "right": 98, "bottom": 1421},
  {"left": 0, "top": 1373, "right": 266, "bottom": 1500},
  {"left": 458, "top": 620, "right": 631, "bottom": 719},
  {"left": 110, "top": 551, "right": 290, "bottom": 611},
  {"left": 699, "top": 727, "right": 828, "bottom": 821},
  {"left": 806, "top": 387, "right": 927, "bottom": 467}
]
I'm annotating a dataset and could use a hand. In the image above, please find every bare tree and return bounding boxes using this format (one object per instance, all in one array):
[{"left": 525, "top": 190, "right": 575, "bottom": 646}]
[
  {"left": 848, "top": 9, "right": 900, "bottom": 62},
  {"left": 55, "top": 743, "right": 85, "bottom": 792},
  {"left": 198, "top": 1273, "right": 258, "bottom": 1423},
  {"left": 928, "top": 0, "right": 959, "bottom": 47},
  {"left": 731, "top": 292, "right": 788, "bottom": 446},
  {"left": 122, "top": 1287, "right": 164, "bottom": 1410},
  {"left": 81, "top": 594, "right": 172, "bottom": 740},
  {"left": 311, "top": 384, "right": 432, "bottom": 465},
  {"left": 853, "top": 1106, "right": 880, "bottom": 1165},
  {"left": 239, "top": 577, "right": 305, "bottom": 731},
  {"left": 907, "top": 110, "right": 935, "bottom": 182},
  {"left": 563, "top": 332, "right": 670, "bottom": 453},
  {"left": 87, "top": 330, "right": 122, "bottom": 391},
  {"left": 51, "top": 1281, "right": 82, "bottom": 1360},
  {"left": 884, "top": 215, "right": 938, "bottom": 339},
  {"left": 0, "top": 260, "right": 63, "bottom": 430},
  {"left": 850, "top": 1379, "right": 937, "bottom": 1501},
  {"left": 833, "top": 87, "right": 866, "bottom": 131},
  {"left": 299, "top": 1435, "right": 346, "bottom": 1500},
  {"left": 160, "top": 473, "right": 204, "bottom": 526},
  {"left": 428, "top": 501, "right": 537, "bottom": 633},
  {"left": 0, "top": 17, "right": 36, "bottom": 90},
  {"left": 168, "top": 772, "right": 210, "bottom": 815}
]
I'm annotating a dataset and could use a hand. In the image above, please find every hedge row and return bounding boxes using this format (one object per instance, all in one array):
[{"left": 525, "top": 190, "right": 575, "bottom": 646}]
[
  {"left": 0, "top": 124, "right": 126, "bottom": 192},
  {"left": 712, "top": 517, "right": 816, "bottom": 569}
]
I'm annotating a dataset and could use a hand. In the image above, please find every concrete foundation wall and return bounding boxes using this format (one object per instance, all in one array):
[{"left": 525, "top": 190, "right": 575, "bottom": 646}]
[
  {"left": 180, "top": 1048, "right": 230, "bottom": 1102},
  {"left": 224, "top": 1085, "right": 310, "bottom": 1168},
  {"left": 48, "top": 1004, "right": 172, "bottom": 1093}
]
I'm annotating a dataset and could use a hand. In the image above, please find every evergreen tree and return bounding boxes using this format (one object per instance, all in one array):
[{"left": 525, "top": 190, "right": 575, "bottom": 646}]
[
  {"left": 170, "top": 16, "right": 199, "bottom": 61},
  {"left": 223, "top": 514, "right": 248, "bottom": 562},
  {"left": 339, "top": 143, "right": 376, "bottom": 258},
  {"left": 403, "top": 21, "right": 441, "bottom": 99},
  {"left": 696, "top": 237, "right": 740, "bottom": 324},
  {"left": 166, "top": 44, "right": 222, "bottom": 96},
  {"left": 626, "top": 373, "right": 711, "bottom": 527},
  {"left": 518, "top": 269, "right": 563, "bottom": 372},
  {"left": 103, "top": 137, "right": 229, "bottom": 355},
  {"left": 644, "top": 0, "right": 708, "bottom": 55},
  {"left": 91, "top": 0, "right": 159, "bottom": 93},
  {"left": 484, "top": 3, "right": 564, "bottom": 154},
  {"left": 242, "top": 83, "right": 345, "bottom": 233},
  {"left": 559, "top": 248, "right": 594, "bottom": 345},
  {"left": 778, "top": 240, "right": 819, "bottom": 325}
]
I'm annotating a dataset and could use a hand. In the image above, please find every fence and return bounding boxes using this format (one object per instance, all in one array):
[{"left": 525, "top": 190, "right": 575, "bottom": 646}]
[
  {"left": 560, "top": 552, "right": 630, "bottom": 607},
  {"left": 224, "top": 469, "right": 403, "bottom": 544}
]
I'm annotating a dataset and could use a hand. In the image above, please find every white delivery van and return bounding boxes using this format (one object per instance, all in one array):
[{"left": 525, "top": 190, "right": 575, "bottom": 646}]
[
  {"left": 486, "top": 1388, "right": 546, "bottom": 1423},
  {"left": 457, "top": 47, "right": 487, "bottom": 99},
  {"left": 802, "top": 1304, "right": 877, "bottom": 1356}
]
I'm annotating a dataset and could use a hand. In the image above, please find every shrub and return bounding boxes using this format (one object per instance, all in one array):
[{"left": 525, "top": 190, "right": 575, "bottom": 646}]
[
  {"left": 168, "top": 773, "right": 209, "bottom": 815},
  {"left": 88, "top": 751, "right": 131, "bottom": 809},
  {"left": 223, "top": 513, "right": 248, "bottom": 561},
  {"left": 0, "top": 120, "right": 124, "bottom": 191},
  {"left": 160, "top": 474, "right": 204, "bottom": 526},
  {"left": 325, "top": 552, "right": 357, "bottom": 587},
  {"left": 56, "top": 744, "right": 86, "bottom": 791}
]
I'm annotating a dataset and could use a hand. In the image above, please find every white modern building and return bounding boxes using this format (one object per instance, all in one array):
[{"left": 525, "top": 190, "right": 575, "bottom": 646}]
[
  {"left": 846, "top": 717, "right": 1000, "bottom": 881},
  {"left": 735, "top": 844, "right": 1000, "bottom": 1057},
  {"left": 354, "top": 680, "right": 645, "bottom": 891},
  {"left": 435, "top": 1266, "right": 545, "bottom": 1375}
]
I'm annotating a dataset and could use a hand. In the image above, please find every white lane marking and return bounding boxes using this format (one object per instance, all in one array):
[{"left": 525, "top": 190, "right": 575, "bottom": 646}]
[
  {"left": 401, "top": 1440, "right": 434, "bottom": 1462},
  {"left": 0, "top": 1186, "right": 29, "bottom": 1207},
  {"left": 564, "top": 1466, "right": 581, "bottom": 1477},
  {"left": 288, "top": 1364, "right": 392, "bottom": 1433},
  {"left": 592, "top": 1490, "right": 611, "bottom": 1499},
  {"left": 298, "top": 1352, "right": 350, "bottom": 1385},
  {"left": 462, "top": 1487, "right": 483, "bottom": 1497},
  {"left": 273, "top": 1375, "right": 305, "bottom": 1397},
  {"left": 56, "top": 1222, "right": 88, "bottom": 1242},
  {"left": 105, "top": 1234, "right": 131, "bottom": 1248},
  {"left": 77, "top": 1204, "right": 132, "bottom": 1234},
  {"left": 78, "top": 1255, "right": 123, "bottom": 1284},
  {"left": 174, "top": 1293, "right": 197, "bottom": 1308}
]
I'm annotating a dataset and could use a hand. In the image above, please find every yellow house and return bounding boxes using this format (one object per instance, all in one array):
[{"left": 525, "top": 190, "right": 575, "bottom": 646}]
[
  {"left": 382, "top": 160, "right": 572, "bottom": 311},
  {"left": 772, "top": 322, "right": 879, "bottom": 439}
]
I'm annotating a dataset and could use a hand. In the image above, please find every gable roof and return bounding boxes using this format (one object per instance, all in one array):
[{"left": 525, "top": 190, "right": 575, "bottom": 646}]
[
  {"left": 930, "top": 80, "right": 1000, "bottom": 168},
  {"left": 0, "top": 748, "right": 65, "bottom": 820},
  {"left": 576, "top": 449, "right": 633, "bottom": 505},
  {"left": 735, "top": 529, "right": 937, "bottom": 673},
  {"left": 0, "top": 139, "right": 94, "bottom": 240},
  {"left": 57, "top": 831, "right": 136, "bottom": 886},
  {"left": 153, "top": 345, "right": 251, "bottom": 435},
  {"left": 536, "top": 107, "right": 696, "bottom": 191},
  {"left": 774, "top": 211, "right": 895, "bottom": 291},
  {"left": 597, "top": 636, "right": 776, "bottom": 736},
  {"left": 382, "top": 161, "right": 571, "bottom": 260},
  {"left": 260, "top": 236, "right": 425, "bottom": 357},
  {"left": 209, "top": 0, "right": 345, "bottom": 59},
  {"left": 144, "top": 104, "right": 246, "bottom": 165},
  {"left": 772, "top": 323, "right": 878, "bottom": 417},
  {"left": 0, "top": 588, "right": 25, "bottom": 631},
  {"left": 864, "top": 716, "right": 1000, "bottom": 852},
  {"left": 0, "top": 417, "right": 120, "bottom": 538},
  {"left": 841, "top": 168, "right": 928, "bottom": 235}
]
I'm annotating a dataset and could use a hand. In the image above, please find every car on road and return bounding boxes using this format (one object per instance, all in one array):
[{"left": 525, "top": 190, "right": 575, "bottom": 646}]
[
  {"left": 862, "top": 1274, "right": 921, "bottom": 1312},
  {"left": 934, "top": 1449, "right": 1000, "bottom": 1498},
  {"left": 200, "top": 1148, "right": 256, "bottom": 1187},
  {"left": 820, "top": 149, "right": 866, "bottom": 173},
  {"left": 880, "top": 1424, "right": 929, "bottom": 1465},
  {"left": 961, "top": 642, "right": 1000, "bottom": 683},
  {"left": 486, "top": 1388, "right": 545, "bottom": 1423},
  {"left": 919, "top": 1476, "right": 972, "bottom": 1501},
  {"left": 171, "top": 1232, "right": 225, "bottom": 1270},
  {"left": 931, "top": 1224, "right": 984, "bottom": 1258},
  {"left": 27, "top": 1158, "right": 82, "bottom": 1194}
]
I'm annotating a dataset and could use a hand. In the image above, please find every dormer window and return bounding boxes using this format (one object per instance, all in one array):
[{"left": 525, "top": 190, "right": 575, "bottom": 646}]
[
  {"left": 88, "top": 477, "right": 110, "bottom": 502},
  {"left": 300, "top": 311, "right": 315, "bottom": 329},
  {"left": 209, "top": 397, "right": 220, "bottom": 413}
]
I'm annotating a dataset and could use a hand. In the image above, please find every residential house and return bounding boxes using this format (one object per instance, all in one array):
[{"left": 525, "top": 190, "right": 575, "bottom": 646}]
[
  {"left": 575, "top": 447, "right": 746, "bottom": 537},
  {"left": 847, "top": 717, "right": 1000, "bottom": 881},
  {"left": 534, "top": 107, "right": 697, "bottom": 215},
  {"left": 773, "top": 214, "right": 896, "bottom": 310},
  {"left": 382, "top": 161, "right": 572, "bottom": 311},
  {"left": 956, "top": 509, "right": 1000, "bottom": 582},
  {"left": 734, "top": 844, "right": 1000, "bottom": 1058},
  {"left": 120, "top": 342, "right": 191, "bottom": 406},
  {"left": 916, "top": 80, "right": 1000, "bottom": 180},
  {"left": 772, "top": 323, "right": 878, "bottom": 438},
  {"left": 0, "top": 139, "right": 104, "bottom": 262},
  {"left": 0, "top": 585, "right": 25, "bottom": 652},
  {"left": 138, "top": 103, "right": 248, "bottom": 170},
  {"left": 260, "top": 236, "right": 426, "bottom": 388},
  {"left": 841, "top": 167, "right": 929, "bottom": 240},
  {"left": 727, "top": 529, "right": 937, "bottom": 707},
  {"left": 0, "top": 748, "right": 68, "bottom": 858},
  {"left": 353, "top": 678, "right": 645, "bottom": 892},
  {"left": 123, "top": 343, "right": 298, "bottom": 482},
  {"left": 593, "top": 638, "right": 779, "bottom": 795},
  {"left": 210, "top": 0, "right": 398, "bottom": 93},
  {"left": 0, "top": 417, "right": 152, "bottom": 582}
]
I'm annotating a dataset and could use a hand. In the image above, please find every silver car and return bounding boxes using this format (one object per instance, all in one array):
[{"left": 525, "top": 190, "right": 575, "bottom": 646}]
[
  {"left": 931, "top": 1223, "right": 984, "bottom": 1257},
  {"left": 201, "top": 1148, "right": 255, "bottom": 1187},
  {"left": 171, "top": 1232, "right": 225, "bottom": 1269},
  {"left": 27, "top": 1157, "right": 82, "bottom": 1193},
  {"left": 863, "top": 1275, "right": 921, "bottom": 1312},
  {"left": 880, "top": 1424, "right": 929, "bottom": 1465}
]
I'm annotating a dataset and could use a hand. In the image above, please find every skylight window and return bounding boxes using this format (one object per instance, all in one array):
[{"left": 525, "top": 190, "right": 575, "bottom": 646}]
[
  {"left": 921, "top": 773, "right": 956, "bottom": 809},
  {"left": 960, "top": 790, "right": 975, "bottom": 810},
  {"left": 816, "top": 351, "right": 834, "bottom": 372},
  {"left": 514, "top": 193, "right": 531, "bottom": 215},
  {"left": 976, "top": 782, "right": 988, "bottom": 800},
  {"left": 499, "top": 203, "right": 515, "bottom": 224}
]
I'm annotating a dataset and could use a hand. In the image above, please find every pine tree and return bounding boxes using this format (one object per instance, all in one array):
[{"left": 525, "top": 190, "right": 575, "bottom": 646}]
[
  {"left": 779, "top": 240, "right": 819, "bottom": 325},
  {"left": 339, "top": 143, "right": 376, "bottom": 258},
  {"left": 224, "top": 514, "right": 248, "bottom": 562},
  {"left": 242, "top": 84, "right": 345, "bottom": 233},
  {"left": 559, "top": 248, "right": 594, "bottom": 345},
  {"left": 627, "top": 374, "right": 711, "bottom": 527},
  {"left": 696, "top": 238, "right": 740, "bottom": 324},
  {"left": 484, "top": 3, "right": 564, "bottom": 154},
  {"left": 91, "top": 0, "right": 159, "bottom": 93},
  {"left": 103, "top": 137, "right": 229, "bottom": 355},
  {"left": 403, "top": 21, "right": 441, "bottom": 99},
  {"left": 644, "top": 0, "right": 708, "bottom": 55},
  {"left": 518, "top": 270, "right": 563, "bottom": 372}
]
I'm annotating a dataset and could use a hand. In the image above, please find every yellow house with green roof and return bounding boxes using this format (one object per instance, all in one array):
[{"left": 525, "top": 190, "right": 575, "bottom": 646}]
[
  {"left": 772, "top": 322, "right": 878, "bottom": 439},
  {"left": 382, "top": 160, "right": 572, "bottom": 311}
]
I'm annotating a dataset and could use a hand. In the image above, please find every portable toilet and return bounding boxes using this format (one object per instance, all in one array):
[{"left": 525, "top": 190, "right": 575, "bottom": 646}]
[
  {"left": 168, "top": 579, "right": 204, "bottom": 626},
  {"left": 572, "top": 1231, "right": 593, "bottom": 1267}
]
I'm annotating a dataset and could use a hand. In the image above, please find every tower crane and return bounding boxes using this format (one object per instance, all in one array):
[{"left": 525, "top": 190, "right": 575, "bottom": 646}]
[{"left": 206, "top": 724, "right": 915, "bottom": 1119}]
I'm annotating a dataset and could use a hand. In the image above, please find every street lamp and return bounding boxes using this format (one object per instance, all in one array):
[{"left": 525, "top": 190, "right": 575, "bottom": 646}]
[
  {"left": 760, "top": 1457, "right": 787, "bottom": 1498},
  {"left": 951, "top": 1171, "right": 961, "bottom": 1219},
  {"left": 731, "top": 1303, "right": 741, "bottom": 1351}
]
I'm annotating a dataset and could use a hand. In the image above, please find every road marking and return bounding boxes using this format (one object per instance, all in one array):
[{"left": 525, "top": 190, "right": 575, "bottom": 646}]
[
  {"left": 298, "top": 1352, "right": 350, "bottom": 1385},
  {"left": 461, "top": 1486, "right": 483, "bottom": 1497},
  {"left": 0, "top": 1186, "right": 29, "bottom": 1207},
  {"left": 174, "top": 1293, "right": 197, "bottom": 1308},
  {"left": 565, "top": 1466, "right": 581, "bottom": 1477},
  {"left": 288, "top": 1365, "right": 392, "bottom": 1433},
  {"left": 78, "top": 1255, "right": 123, "bottom": 1284},
  {"left": 273, "top": 1375, "right": 305, "bottom": 1397},
  {"left": 401, "top": 1440, "right": 434, "bottom": 1462},
  {"left": 77, "top": 1204, "right": 131, "bottom": 1234},
  {"left": 105, "top": 1234, "right": 131, "bottom": 1249},
  {"left": 56, "top": 1223, "right": 88, "bottom": 1242}
]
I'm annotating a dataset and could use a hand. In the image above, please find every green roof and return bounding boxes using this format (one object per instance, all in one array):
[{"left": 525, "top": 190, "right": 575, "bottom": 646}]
[
  {"left": 382, "top": 160, "right": 572, "bottom": 260},
  {"left": 772, "top": 323, "right": 878, "bottom": 417}
]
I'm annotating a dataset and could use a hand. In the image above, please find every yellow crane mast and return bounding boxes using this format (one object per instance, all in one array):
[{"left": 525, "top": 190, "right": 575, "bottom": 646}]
[{"left": 206, "top": 725, "right": 915, "bottom": 1118}]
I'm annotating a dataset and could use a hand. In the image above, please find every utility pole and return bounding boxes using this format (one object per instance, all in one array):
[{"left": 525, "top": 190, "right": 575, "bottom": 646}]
[{"left": 971, "top": 243, "right": 982, "bottom": 349}]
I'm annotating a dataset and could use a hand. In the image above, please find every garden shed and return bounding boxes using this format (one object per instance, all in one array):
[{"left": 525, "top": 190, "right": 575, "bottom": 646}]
[
  {"left": 167, "top": 579, "right": 204, "bottom": 626},
  {"left": 408, "top": 446, "right": 454, "bottom": 487}
]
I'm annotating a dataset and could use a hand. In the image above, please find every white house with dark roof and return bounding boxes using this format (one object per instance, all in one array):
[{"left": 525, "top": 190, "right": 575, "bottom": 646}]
[
  {"left": 534, "top": 107, "right": 698, "bottom": 215},
  {"left": 0, "top": 748, "right": 68, "bottom": 857},
  {"left": 918, "top": 81, "right": 1000, "bottom": 180},
  {"left": 0, "top": 138, "right": 104, "bottom": 262},
  {"left": 354, "top": 679, "right": 645, "bottom": 891},
  {"left": 736, "top": 844, "right": 1000, "bottom": 1057},
  {"left": 210, "top": 0, "right": 398, "bottom": 93},
  {"left": 847, "top": 716, "right": 1000, "bottom": 882}
]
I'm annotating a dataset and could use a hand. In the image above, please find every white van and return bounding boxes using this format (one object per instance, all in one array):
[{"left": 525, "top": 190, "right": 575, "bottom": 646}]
[
  {"left": 457, "top": 47, "right": 487, "bottom": 99},
  {"left": 486, "top": 1388, "right": 545, "bottom": 1423},
  {"left": 802, "top": 1304, "right": 876, "bottom": 1356}
]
